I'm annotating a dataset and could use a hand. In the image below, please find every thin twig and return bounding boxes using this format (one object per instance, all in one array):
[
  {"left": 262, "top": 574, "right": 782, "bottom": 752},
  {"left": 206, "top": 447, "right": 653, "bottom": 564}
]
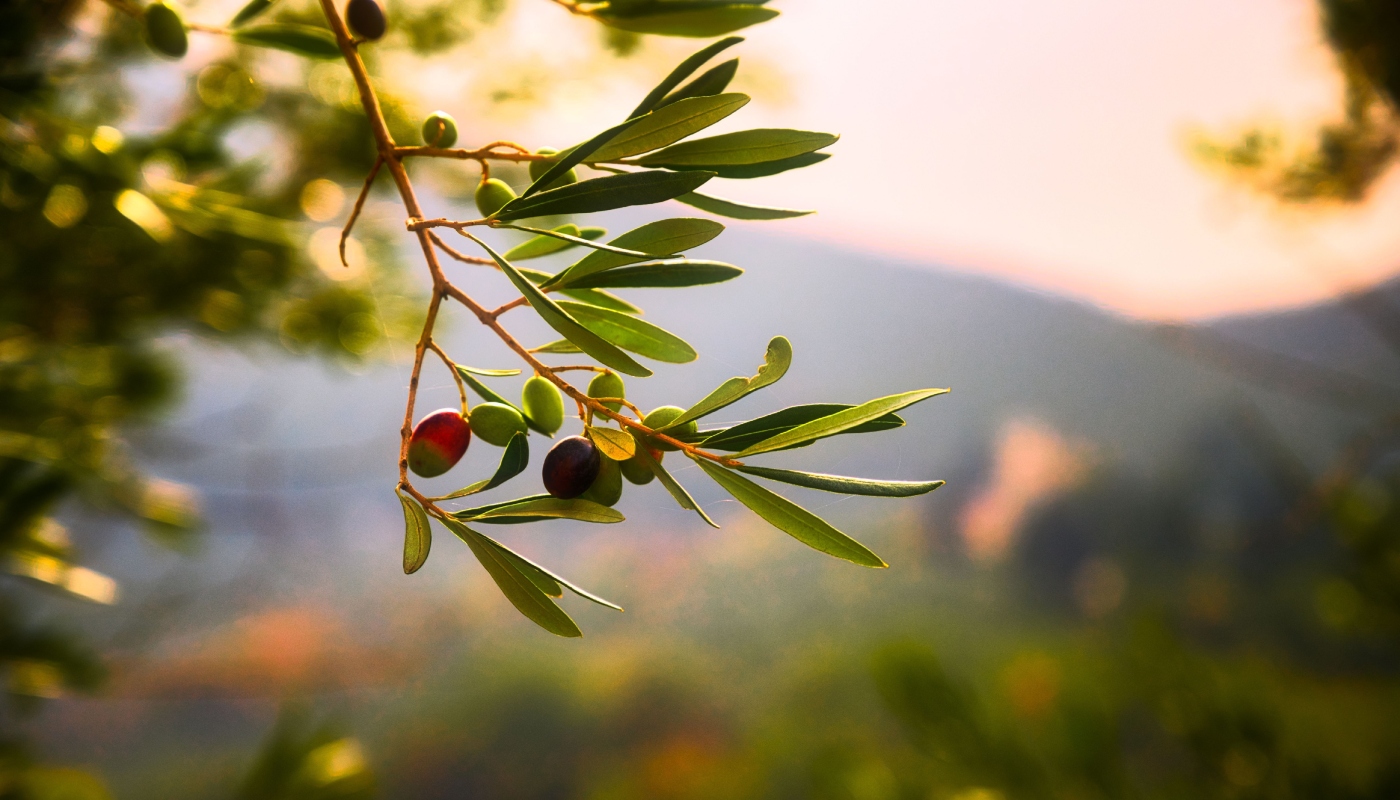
[
  {"left": 394, "top": 146, "right": 547, "bottom": 162},
  {"left": 341, "top": 156, "right": 382, "bottom": 267},
  {"left": 427, "top": 340, "right": 469, "bottom": 412},
  {"left": 407, "top": 217, "right": 488, "bottom": 233},
  {"left": 428, "top": 232, "right": 493, "bottom": 266}
]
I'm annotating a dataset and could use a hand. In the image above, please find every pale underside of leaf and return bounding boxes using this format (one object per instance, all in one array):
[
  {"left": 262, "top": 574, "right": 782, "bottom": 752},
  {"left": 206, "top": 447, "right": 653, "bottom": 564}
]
[
  {"left": 735, "top": 466, "right": 945, "bottom": 498},
  {"left": 734, "top": 388, "right": 949, "bottom": 457}
]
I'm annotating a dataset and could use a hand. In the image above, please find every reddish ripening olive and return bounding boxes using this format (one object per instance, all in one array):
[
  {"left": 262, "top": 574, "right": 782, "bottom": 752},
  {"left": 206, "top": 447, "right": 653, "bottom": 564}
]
[
  {"left": 421, "top": 111, "right": 458, "bottom": 148},
  {"left": 587, "top": 371, "right": 625, "bottom": 413},
  {"left": 144, "top": 2, "right": 188, "bottom": 59},
  {"left": 543, "top": 435, "right": 600, "bottom": 499},
  {"left": 346, "top": 0, "right": 387, "bottom": 41},
  {"left": 580, "top": 453, "right": 622, "bottom": 506},
  {"left": 641, "top": 405, "right": 696, "bottom": 451},
  {"left": 528, "top": 147, "right": 578, "bottom": 190},
  {"left": 475, "top": 178, "right": 516, "bottom": 218},
  {"left": 521, "top": 376, "right": 564, "bottom": 436},
  {"left": 408, "top": 408, "right": 470, "bottom": 478},
  {"left": 469, "top": 402, "right": 526, "bottom": 447}
]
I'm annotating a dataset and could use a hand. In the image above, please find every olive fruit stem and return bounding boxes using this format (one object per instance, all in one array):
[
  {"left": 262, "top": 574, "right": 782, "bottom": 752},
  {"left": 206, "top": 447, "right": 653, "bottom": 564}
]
[{"left": 427, "top": 340, "right": 469, "bottom": 413}]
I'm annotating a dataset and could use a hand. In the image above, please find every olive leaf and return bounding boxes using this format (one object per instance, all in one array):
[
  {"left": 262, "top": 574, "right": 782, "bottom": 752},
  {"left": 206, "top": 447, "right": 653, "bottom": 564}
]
[
  {"left": 230, "top": 0, "right": 276, "bottom": 27},
  {"left": 498, "top": 223, "right": 670, "bottom": 262},
  {"left": 495, "top": 170, "right": 715, "bottom": 221},
  {"left": 457, "top": 366, "right": 522, "bottom": 377},
  {"left": 470, "top": 236, "right": 653, "bottom": 377},
  {"left": 480, "top": 533, "right": 623, "bottom": 611},
  {"left": 636, "top": 130, "right": 838, "bottom": 168},
  {"left": 456, "top": 496, "right": 626, "bottom": 525},
  {"left": 522, "top": 116, "right": 647, "bottom": 199},
  {"left": 735, "top": 466, "right": 945, "bottom": 498},
  {"left": 632, "top": 446, "right": 718, "bottom": 528},
  {"left": 655, "top": 59, "right": 739, "bottom": 110},
  {"left": 562, "top": 260, "right": 742, "bottom": 289},
  {"left": 560, "top": 287, "right": 642, "bottom": 315},
  {"left": 734, "top": 388, "right": 949, "bottom": 457},
  {"left": 693, "top": 459, "right": 887, "bottom": 568},
  {"left": 594, "top": 2, "right": 779, "bottom": 38},
  {"left": 437, "top": 433, "right": 530, "bottom": 499},
  {"left": 231, "top": 24, "right": 341, "bottom": 59},
  {"left": 587, "top": 425, "right": 637, "bottom": 460},
  {"left": 590, "top": 94, "right": 750, "bottom": 163},
  {"left": 629, "top": 35, "right": 745, "bottom": 118},
  {"left": 557, "top": 301, "right": 698, "bottom": 363},
  {"left": 548, "top": 218, "right": 724, "bottom": 288},
  {"left": 443, "top": 518, "right": 582, "bottom": 637},
  {"left": 679, "top": 152, "right": 831, "bottom": 180},
  {"left": 700, "top": 404, "right": 905, "bottom": 452},
  {"left": 532, "top": 339, "right": 584, "bottom": 354},
  {"left": 504, "top": 223, "right": 584, "bottom": 261},
  {"left": 660, "top": 336, "right": 791, "bottom": 430},
  {"left": 674, "top": 190, "right": 813, "bottom": 220},
  {"left": 397, "top": 489, "right": 432, "bottom": 575}
]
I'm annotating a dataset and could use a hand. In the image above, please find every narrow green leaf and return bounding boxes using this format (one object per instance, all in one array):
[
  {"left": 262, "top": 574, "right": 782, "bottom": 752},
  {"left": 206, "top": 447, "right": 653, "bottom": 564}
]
[
  {"left": 736, "top": 466, "right": 945, "bottom": 498},
  {"left": 595, "top": 3, "right": 779, "bottom": 37},
  {"left": 656, "top": 58, "right": 739, "bottom": 110},
  {"left": 559, "top": 287, "right": 642, "bottom": 315},
  {"left": 558, "top": 300, "right": 697, "bottom": 363},
  {"left": 590, "top": 94, "right": 750, "bottom": 163},
  {"left": 637, "top": 129, "right": 838, "bottom": 167},
  {"left": 549, "top": 218, "right": 724, "bottom": 288},
  {"left": 694, "top": 459, "right": 886, "bottom": 567},
  {"left": 498, "top": 222, "right": 667, "bottom": 262},
  {"left": 230, "top": 0, "right": 276, "bottom": 27},
  {"left": 662, "top": 336, "right": 791, "bottom": 430},
  {"left": 460, "top": 496, "right": 626, "bottom": 524},
  {"left": 397, "top": 489, "right": 432, "bottom": 574},
  {"left": 588, "top": 425, "right": 637, "bottom": 460},
  {"left": 481, "top": 534, "right": 624, "bottom": 611},
  {"left": 452, "top": 493, "right": 551, "bottom": 517},
  {"left": 522, "top": 116, "right": 646, "bottom": 199},
  {"left": 674, "top": 151, "right": 831, "bottom": 180},
  {"left": 564, "top": 260, "right": 742, "bottom": 289},
  {"left": 438, "top": 433, "right": 530, "bottom": 499},
  {"left": 735, "top": 389, "right": 949, "bottom": 457},
  {"left": 532, "top": 339, "right": 584, "bottom": 354},
  {"left": 495, "top": 170, "right": 716, "bottom": 221},
  {"left": 674, "top": 190, "right": 813, "bottom": 220},
  {"left": 458, "top": 366, "right": 523, "bottom": 377},
  {"left": 455, "top": 366, "right": 552, "bottom": 436},
  {"left": 633, "top": 446, "right": 718, "bottom": 528},
  {"left": 700, "top": 404, "right": 905, "bottom": 452},
  {"left": 503, "top": 223, "right": 582, "bottom": 261},
  {"left": 231, "top": 24, "right": 340, "bottom": 59},
  {"left": 469, "top": 236, "right": 653, "bottom": 377},
  {"left": 629, "top": 36, "right": 744, "bottom": 118},
  {"left": 443, "top": 519, "right": 582, "bottom": 637}
]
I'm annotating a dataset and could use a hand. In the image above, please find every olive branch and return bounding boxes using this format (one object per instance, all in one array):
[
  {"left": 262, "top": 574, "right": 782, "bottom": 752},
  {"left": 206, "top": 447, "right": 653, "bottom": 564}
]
[{"left": 116, "top": 0, "right": 949, "bottom": 637}]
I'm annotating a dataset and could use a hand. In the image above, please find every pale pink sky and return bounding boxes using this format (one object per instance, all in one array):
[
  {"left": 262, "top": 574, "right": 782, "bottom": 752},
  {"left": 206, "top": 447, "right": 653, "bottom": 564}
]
[{"left": 387, "top": 0, "right": 1400, "bottom": 318}]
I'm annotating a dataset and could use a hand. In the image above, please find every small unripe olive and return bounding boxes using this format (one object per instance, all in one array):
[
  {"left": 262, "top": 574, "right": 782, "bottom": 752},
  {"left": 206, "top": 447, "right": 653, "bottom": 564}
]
[
  {"left": 580, "top": 453, "right": 623, "bottom": 507},
  {"left": 528, "top": 147, "right": 578, "bottom": 190},
  {"left": 521, "top": 375, "right": 564, "bottom": 436},
  {"left": 346, "top": 0, "right": 387, "bottom": 41},
  {"left": 543, "top": 435, "right": 600, "bottom": 499},
  {"left": 619, "top": 443, "right": 657, "bottom": 486},
  {"left": 408, "top": 408, "right": 471, "bottom": 477},
  {"left": 421, "top": 111, "right": 458, "bottom": 148},
  {"left": 642, "top": 405, "right": 696, "bottom": 451},
  {"left": 469, "top": 402, "right": 526, "bottom": 447},
  {"left": 475, "top": 178, "right": 516, "bottom": 218},
  {"left": 144, "top": 2, "right": 188, "bottom": 59},
  {"left": 587, "top": 371, "right": 625, "bottom": 413}
]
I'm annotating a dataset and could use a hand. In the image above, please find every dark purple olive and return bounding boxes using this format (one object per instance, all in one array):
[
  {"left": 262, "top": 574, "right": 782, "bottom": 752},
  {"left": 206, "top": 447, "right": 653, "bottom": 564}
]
[
  {"left": 346, "top": 0, "right": 386, "bottom": 41},
  {"left": 543, "top": 435, "right": 600, "bottom": 499}
]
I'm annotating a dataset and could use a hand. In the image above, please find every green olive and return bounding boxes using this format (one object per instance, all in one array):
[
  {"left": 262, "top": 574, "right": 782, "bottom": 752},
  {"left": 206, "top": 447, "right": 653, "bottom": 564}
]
[
  {"left": 528, "top": 147, "right": 578, "bottom": 190},
  {"left": 587, "top": 371, "right": 625, "bottom": 413},
  {"left": 469, "top": 402, "right": 526, "bottom": 446},
  {"left": 421, "top": 111, "right": 458, "bottom": 148},
  {"left": 619, "top": 440, "right": 657, "bottom": 485},
  {"left": 475, "top": 178, "right": 516, "bottom": 218},
  {"left": 641, "top": 405, "right": 695, "bottom": 451},
  {"left": 521, "top": 375, "right": 564, "bottom": 436},
  {"left": 145, "top": 2, "right": 188, "bottom": 59},
  {"left": 580, "top": 453, "right": 623, "bottom": 507}
]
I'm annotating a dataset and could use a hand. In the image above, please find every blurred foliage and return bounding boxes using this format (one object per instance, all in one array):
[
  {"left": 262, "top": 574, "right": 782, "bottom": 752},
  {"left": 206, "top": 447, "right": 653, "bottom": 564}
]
[
  {"left": 237, "top": 707, "right": 375, "bottom": 800},
  {"left": 1194, "top": 0, "right": 1400, "bottom": 203}
]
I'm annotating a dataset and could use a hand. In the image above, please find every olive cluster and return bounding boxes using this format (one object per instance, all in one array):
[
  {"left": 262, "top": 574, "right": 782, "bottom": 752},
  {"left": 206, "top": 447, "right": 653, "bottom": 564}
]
[{"left": 406, "top": 371, "right": 696, "bottom": 507}]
